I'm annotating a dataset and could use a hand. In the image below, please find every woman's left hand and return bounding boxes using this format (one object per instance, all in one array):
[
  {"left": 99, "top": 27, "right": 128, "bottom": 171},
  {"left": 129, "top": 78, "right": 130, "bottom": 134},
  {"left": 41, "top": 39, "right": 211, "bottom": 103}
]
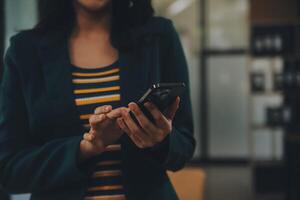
[{"left": 117, "top": 97, "right": 180, "bottom": 149}]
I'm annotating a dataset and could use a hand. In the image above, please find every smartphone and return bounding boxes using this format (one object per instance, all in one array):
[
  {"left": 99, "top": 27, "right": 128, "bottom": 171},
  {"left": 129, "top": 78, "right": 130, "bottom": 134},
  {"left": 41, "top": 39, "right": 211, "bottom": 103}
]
[{"left": 130, "top": 83, "right": 186, "bottom": 124}]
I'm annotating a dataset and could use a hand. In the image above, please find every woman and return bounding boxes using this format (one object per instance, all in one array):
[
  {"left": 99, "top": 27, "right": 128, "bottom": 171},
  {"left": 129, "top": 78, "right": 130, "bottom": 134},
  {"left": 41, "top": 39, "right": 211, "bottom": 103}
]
[{"left": 0, "top": 0, "right": 195, "bottom": 199}]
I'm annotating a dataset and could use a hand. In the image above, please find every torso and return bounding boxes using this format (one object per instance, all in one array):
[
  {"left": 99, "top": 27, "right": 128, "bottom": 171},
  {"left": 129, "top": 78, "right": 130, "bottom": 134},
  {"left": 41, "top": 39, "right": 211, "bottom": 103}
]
[
  {"left": 70, "top": 61, "right": 126, "bottom": 200},
  {"left": 68, "top": 30, "right": 126, "bottom": 200}
]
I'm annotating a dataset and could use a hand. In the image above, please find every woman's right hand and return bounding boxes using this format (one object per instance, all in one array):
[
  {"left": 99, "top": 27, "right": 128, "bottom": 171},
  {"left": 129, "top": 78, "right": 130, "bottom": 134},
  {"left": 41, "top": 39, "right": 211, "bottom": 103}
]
[{"left": 79, "top": 105, "right": 125, "bottom": 161}]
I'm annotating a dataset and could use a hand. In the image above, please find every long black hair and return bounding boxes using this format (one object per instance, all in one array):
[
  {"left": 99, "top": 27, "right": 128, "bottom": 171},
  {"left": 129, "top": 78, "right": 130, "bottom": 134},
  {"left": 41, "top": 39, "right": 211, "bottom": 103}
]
[{"left": 33, "top": 0, "right": 154, "bottom": 49}]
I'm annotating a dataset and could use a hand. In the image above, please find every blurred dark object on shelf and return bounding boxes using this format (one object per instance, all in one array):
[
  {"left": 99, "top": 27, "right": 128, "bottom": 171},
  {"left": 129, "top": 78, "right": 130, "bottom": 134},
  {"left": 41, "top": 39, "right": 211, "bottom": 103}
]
[
  {"left": 273, "top": 72, "right": 284, "bottom": 91},
  {"left": 282, "top": 59, "right": 300, "bottom": 133},
  {"left": 250, "top": 25, "right": 297, "bottom": 57},
  {"left": 251, "top": 72, "right": 265, "bottom": 92},
  {"left": 284, "top": 94, "right": 300, "bottom": 134},
  {"left": 0, "top": 186, "right": 10, "bottom": 200},
  {"left": 282, "top": 59, "right": 300, "bottom": 91},
  {"left": 266, "top": 106, "right": 291, "bottom": 128}
]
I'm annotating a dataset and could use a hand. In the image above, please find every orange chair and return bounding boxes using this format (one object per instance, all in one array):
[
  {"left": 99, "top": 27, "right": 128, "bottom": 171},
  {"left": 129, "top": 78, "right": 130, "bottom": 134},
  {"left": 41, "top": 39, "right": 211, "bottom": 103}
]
[{"left": 167, "top": 167, "right": 206, "bottom": 200}]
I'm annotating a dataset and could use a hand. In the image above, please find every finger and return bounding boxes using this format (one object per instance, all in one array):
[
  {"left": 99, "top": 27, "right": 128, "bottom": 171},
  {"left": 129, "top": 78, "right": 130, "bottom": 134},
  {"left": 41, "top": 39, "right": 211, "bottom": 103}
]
[
  {"left": 144, "top": 102, "right": 169, "bottom": 130},
  {"left": 128, "top": 102, "right": 160, "bottom": 137},
  {"left": 117, "top": 118, "right": 130, "bottom": 133},
  {"left": 130, "top": 132, "right": 146, "bottom": 148},
  {"left": 121, "top": 109, "right": 153, "bottom": 148},
  {"left": 83, "top": 133, "right": 94, "bottom": 141},
  {"left": 164, "top": 96, "right": 180, "bottom": 120},
  {"left": 94, "top": 105, "right": 112, "bottom": 114},
  {"left": 106, "top": 107, "right": 126, "bottom": 119},
  {"left": 80, "top": 139, "right": 96, "bottom": 154},
  {"left": 89, "top": 114, "right": 106, "bottom": 128},
  {"left": 88, "top": 129, "right": 102, "bottom": 147},
  {"left": 117, "top": 118, "right": 145, "bottom": 148},
  {"left": 127, "top": 130, "right": 145, "bottom": 148}
]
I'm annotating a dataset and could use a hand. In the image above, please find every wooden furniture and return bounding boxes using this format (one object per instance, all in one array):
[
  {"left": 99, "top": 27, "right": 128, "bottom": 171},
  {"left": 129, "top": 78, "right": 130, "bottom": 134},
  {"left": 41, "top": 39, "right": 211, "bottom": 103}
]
[{"left": 167, "top": 167, "right": 206, "bottom": 200}]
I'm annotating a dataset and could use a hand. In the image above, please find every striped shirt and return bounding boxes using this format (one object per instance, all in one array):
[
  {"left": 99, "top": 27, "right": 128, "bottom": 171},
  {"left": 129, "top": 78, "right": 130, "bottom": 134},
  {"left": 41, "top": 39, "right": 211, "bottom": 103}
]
[{"left": 70, "top": 60, "right": 126, "bottom": 200}]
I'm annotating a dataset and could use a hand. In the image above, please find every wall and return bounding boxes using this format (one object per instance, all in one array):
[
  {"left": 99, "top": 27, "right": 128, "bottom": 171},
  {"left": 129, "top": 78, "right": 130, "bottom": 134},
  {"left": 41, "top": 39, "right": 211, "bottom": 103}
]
[
  {"left": 4, "top": 0, "right": 37, "bottom": 49},
  {"left": 4, "top": 1, "right": 37, "bottom": 199}
]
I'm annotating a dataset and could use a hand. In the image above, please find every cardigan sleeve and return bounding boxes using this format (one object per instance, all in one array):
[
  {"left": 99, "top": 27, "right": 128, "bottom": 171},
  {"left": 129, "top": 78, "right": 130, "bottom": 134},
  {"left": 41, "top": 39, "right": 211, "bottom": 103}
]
[
  {"left": 140, "top": 19, "right": 196, "bottom": 171},
  {"left": 0, "top": 37, "right": 91, "bottom": 194}
]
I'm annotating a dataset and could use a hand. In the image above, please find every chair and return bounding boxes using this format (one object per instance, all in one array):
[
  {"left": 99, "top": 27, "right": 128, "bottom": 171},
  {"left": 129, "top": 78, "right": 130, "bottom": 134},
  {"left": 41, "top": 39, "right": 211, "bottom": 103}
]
[{"left": 167, "top": 167, "right": 206, "bottom": 200}]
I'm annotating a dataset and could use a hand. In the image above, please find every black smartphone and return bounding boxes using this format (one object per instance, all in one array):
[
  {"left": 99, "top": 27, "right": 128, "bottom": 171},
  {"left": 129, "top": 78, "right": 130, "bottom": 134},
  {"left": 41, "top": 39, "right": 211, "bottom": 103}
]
[{"left": 130, "top": 82, "right": 186, "bottom": 124}]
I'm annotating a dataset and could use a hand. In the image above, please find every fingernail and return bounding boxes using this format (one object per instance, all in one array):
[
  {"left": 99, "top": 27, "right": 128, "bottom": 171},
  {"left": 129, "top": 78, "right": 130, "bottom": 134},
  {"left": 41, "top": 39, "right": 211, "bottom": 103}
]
[{"left": 145, "top": 102, "right": 153, "bottom": 108}]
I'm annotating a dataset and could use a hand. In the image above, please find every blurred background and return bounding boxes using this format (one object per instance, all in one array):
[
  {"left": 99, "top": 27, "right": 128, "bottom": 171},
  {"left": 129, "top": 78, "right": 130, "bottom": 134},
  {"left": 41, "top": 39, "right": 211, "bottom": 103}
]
[{"left": 1, "top": 0, "right": 300, "bottom": 200}]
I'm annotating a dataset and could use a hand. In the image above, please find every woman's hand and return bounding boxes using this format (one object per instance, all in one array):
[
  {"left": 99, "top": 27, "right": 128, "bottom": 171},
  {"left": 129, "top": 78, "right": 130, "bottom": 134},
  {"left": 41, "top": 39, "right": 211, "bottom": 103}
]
[
  {"left": 79, "top": 105, "right": 125, "bottom": 160},
  {"left": 117, "top": 97, "right": 180, "bottom": 149}
]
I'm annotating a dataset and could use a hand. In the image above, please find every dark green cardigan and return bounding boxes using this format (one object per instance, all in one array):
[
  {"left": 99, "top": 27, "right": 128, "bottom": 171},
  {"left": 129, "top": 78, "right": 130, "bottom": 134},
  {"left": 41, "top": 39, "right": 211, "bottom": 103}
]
[{"left": 0, "top": 16, "right": 195, "bottom": 200}]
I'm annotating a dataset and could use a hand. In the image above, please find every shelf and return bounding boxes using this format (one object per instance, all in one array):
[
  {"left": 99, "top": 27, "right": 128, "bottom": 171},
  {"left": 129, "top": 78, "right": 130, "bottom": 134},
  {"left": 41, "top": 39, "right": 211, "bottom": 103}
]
[
  {"left": 251, "top": 20, "right": 300, "bottom": 26},
  {"left": 251, "top": 91, "right": 283, "bottom": 97},
  {"left": 249, "top": 54, "right": 300, "bottom": 59},
  {"left": 251, "top": 124, "right": 283, "bottom": 130},
  {"left": 252, "top": 160, "right": 284, "bottom": 166}
]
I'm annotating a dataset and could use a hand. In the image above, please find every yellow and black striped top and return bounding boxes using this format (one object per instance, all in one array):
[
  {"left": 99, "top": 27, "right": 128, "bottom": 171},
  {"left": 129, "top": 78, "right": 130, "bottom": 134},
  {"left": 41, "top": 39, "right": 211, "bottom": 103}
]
[{"left": 70, "top": 60, "right": 126, "bottom": 200}]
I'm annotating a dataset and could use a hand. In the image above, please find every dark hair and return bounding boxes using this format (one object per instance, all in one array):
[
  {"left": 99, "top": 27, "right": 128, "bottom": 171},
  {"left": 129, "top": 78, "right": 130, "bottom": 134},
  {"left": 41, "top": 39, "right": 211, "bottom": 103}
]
[{"left": 33, "top": 0, "right": 154, "bottom": 49}]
